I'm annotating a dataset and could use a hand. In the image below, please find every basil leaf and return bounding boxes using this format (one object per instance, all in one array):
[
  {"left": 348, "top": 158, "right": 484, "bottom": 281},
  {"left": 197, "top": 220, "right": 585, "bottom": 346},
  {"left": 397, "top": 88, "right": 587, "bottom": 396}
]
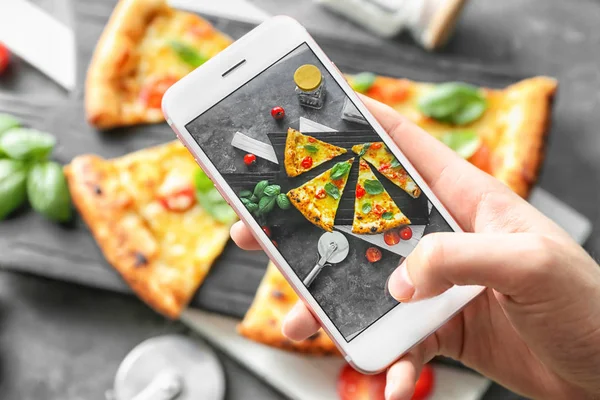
[
  {"left": 27, "top": 162, "right": 72, "bottom": 222},
  {"left": 350, "top": 72, "right": 376, "bottom": 93},
  {"left": 357, "top": 143, "right": 371, "bottom": 157},
  {"left": 439, "top": 130, "right": 481, "bottom": 159},
  {"left": 304, "top": 144, "right": 318, "bottom": 153},
  {"left": 239, "top": 190, "right": 253, "bottom": 198},
  {"left": 258, "top": 195, "right": 277, "bottom": 215},
  {"left": 0, "top": 128, "right": 56, "bottom": 161},
  {"left": 194, "top": 169, "right": 214, "bottom": 192},
  {"left": 363, "top": 179, "right": 384, "bottom": 195},
  {"left": 263, "top": 184, "right": 281, "bottom": 197},
  {"left": 0, "top": 114, "right": 20, "bottom": 135},
  {"left": 324, "top": 182, "right": 340, "bottom": 200},
  {"left": 250, "top": 194, "right": 258, "bottom": 203},
  {"left": 418, "top": 83, "right": 487, "bottom": 125},
  {"left": 382, "top": 211, "right": 394, "bottom": 220},
  {"left": 197, "top": 189, "right": 237, "bottom": 224},
  {"left": 169, "top": 40, "right": 208, "bottom": 68},
  {"left": 390, "top": 158, "right": 401, "bottom": 168},
  {"left": 245, "top": 202, "right": 259, "bottom": 214},
  {"left": 361, "top": 202, "right": 372, "bottom": 214},
  {"left": 0, "top": 159, "right": 28, "bottom": 220},
  {"left": 330, "top": 162, "right": 351, "bottom": 180},
  {"left": 276, "top": 193, "right": 291, "bottom": 210},
  {"left": 253, "top": 180, "right": 269, "bottom": 198}
]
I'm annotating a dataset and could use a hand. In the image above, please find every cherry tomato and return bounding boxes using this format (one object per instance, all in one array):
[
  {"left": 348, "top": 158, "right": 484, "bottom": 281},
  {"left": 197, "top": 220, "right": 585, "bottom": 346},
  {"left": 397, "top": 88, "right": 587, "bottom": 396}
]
[
  {"left": 140, "top": 76, "right": 178, "bottom": 109},
  {"left": 412, "top": 364, "right": 435, "bottom": 400},
  {"left": 370, "top": 142, "right": 382, "bottom": 150},
  {"left": 355, "top": 185, "right": 366, "bottom": 198},
  {"left": 271, "top": 239, "right": 278, "bottom": 247},
  {"left": 400, "top": 226, "right": 413, "bottom": 240},
  {"left": 366, "top": 247, "right": 382, "bottom": 263},
  {"left": 384, "top": 230, "right": 401, "bottom": 246},
  {"left": 244, "top": 153, "right": 257, "bottom": 166},
  {"left": 468, "top": 143, "right": 492, "bottom": 174},
  {"left": 0, "top": 42, "right": 10, "bottom": 75},
  {"left": 378, "top": 163, "right": 390, "bottom": 172},
  {"left": 373, "top": 204, "right": 385, "bottom": 217},
  {"left": 315, "top": 188, "right": 326, "bottom": 199},
  {"left": 262, "top": 226, "right": 272, "bottom": 237},
  {"left": 271, "top": 106, "right": 285, "bottom": 120},
  {"left": 301, "top": 156, "right": 313, "bottom": 169},
  {"left": 188, "top": 23, "right": 214, "bottom": 38},
  {"left": 308, "top": 136, "right": 316, "bottom": 143},
  {"left": 158, "top": 187, "right": 195, "bottom": 212},
  {"left": 337, "top": 364, "right": 386, "bottom": 400}
]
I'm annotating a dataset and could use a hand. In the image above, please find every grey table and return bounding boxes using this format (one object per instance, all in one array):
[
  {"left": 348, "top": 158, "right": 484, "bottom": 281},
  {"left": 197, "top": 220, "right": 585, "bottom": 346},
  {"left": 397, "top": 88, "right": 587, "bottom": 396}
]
[{"left": 1, "top": 0, "right": 599, "bottom": 399}]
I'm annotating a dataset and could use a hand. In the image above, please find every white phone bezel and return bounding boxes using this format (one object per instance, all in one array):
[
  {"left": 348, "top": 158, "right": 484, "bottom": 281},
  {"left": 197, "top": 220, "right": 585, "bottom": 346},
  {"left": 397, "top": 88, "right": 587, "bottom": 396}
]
[{"left": 163, "top": 15, "right": 483, "bottom": 373}]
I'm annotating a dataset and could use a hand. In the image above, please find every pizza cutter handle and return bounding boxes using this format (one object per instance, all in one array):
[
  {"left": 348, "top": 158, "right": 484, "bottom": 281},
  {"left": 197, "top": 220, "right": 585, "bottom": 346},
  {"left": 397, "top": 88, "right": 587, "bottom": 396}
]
[
  {"left": 130, "top": 370, "right": 183, "bottom": 400},
  {"left": 303, "top": 242, "right": 337, "bottom": 287}
]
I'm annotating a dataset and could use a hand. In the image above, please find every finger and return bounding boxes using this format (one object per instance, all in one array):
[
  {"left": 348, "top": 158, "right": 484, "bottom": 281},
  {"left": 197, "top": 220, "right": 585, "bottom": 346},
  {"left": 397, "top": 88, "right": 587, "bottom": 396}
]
[
  {"left": 282, "top": 301, "right": 321, "bottom": 341},
  {"left": 388, "top": 232, "right": 564, "bottom": 301},
  {"left": 385, "top": 353, "right": 421, "bottom": 400},
  {"left": 230, "top": 221, "right": 262, "bottom": 250}
]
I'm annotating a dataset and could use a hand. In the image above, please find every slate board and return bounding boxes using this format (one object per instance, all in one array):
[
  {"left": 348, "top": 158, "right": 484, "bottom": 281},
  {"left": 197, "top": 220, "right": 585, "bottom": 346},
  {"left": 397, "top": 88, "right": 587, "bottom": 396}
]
[{"left": 0, "top": 0, "right": 527, "bottom": 322}]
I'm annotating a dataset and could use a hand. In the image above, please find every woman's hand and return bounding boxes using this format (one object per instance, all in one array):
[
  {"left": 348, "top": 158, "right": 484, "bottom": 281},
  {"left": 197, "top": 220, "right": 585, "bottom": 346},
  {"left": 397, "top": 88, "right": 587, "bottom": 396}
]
[{"left": 230, "top": 96, "right": 600, "bottom": 399}]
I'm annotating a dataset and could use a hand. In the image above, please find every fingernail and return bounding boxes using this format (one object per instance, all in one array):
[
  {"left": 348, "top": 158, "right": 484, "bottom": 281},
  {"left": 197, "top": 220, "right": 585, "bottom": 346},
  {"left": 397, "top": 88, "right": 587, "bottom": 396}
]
[
  {"left": 388, "top": 262, "right": 415, "bottom": 301},
  {"left": 385, "top": 379, "right": 400, "bottom": 400}
]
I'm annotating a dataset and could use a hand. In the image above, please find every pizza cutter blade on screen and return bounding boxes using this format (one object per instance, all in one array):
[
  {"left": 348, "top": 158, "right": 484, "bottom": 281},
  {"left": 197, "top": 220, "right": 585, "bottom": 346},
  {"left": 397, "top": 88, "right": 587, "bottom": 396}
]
[{"left": 303, "top": 231, "right": 350, "bottom": 287}]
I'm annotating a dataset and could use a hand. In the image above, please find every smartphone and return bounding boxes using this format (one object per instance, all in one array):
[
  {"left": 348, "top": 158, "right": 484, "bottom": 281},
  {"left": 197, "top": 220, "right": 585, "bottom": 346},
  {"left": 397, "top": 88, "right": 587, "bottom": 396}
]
[{"left": 163, "top": 16, "right": 482, "bottom": 373}]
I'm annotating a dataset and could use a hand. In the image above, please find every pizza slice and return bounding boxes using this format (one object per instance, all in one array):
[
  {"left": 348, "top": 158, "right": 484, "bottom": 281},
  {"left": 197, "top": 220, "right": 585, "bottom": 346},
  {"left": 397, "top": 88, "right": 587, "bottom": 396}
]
[
  {"left": 347, "top": 73, "right": 558, "bottom": 198},
  {"left": 238, "top": 262, "right": 339, "bottom": 355},
  {"left": 353, "top": 159, "right": 411, "bottom": 234},
  {"left": 284, "top": 128, "right": 347, "bottom": 177},
  {"left": 64, "top": 141, "right": 234, "bottom": 318},
  {"left": 351, "top": 142, "right": 421, "bottom": 198},
  {"left": 287, "top": 158, "right": 354, "bottom": 232},
  {"left": 86, "top": 0, "right": 232, "bottom": 129}
]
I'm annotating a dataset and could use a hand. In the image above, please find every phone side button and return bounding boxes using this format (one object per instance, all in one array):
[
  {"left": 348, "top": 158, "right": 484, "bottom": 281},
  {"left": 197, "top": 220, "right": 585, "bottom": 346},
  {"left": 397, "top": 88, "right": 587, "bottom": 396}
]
[{"left": 344, "top": 354, "right": 352, "bottom": 364}]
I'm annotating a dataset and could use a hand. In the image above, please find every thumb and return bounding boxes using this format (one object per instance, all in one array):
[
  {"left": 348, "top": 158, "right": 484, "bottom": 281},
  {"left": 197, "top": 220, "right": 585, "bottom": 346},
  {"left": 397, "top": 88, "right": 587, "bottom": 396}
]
[{"left": 388, "top": 232, "right": 564, "bottom": 302}]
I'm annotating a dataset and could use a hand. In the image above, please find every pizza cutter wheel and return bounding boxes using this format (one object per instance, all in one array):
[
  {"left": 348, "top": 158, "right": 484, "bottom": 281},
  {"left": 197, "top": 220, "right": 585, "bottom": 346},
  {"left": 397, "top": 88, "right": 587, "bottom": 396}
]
[
  {"left": 303, "top": 231, "right": 350, "bottom": 287},
  {"left": 105, "top": 335, "right": 225, "bottom": 400}
]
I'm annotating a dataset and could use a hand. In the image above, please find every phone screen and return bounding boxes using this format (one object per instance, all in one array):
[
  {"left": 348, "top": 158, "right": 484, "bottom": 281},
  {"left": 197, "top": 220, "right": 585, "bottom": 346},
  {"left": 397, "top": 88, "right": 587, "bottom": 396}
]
[{"left": 185, "top": 43, "right": 453, "bottom": 341}]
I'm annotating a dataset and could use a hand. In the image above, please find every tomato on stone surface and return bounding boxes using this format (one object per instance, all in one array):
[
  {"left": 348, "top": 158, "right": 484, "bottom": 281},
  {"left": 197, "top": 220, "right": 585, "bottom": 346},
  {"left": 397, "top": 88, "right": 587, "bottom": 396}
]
[
  {"left": 337, "top": 364, "right": 386, "bottom": 400},
  {"left": 366, "top": 247, "right": 382, "bottom": 263}
]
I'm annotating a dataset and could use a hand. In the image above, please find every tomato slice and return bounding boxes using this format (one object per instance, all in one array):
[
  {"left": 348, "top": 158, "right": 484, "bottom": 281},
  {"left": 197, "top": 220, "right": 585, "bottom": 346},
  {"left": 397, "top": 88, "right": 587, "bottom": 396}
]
[
  {"left": 370, "top": 142, "right": 382, "bottom": 150},
  {"left": 140, "top": 77, "right": 179, "bottom": 109},
  {"left": 301, "top": 156, "right": 313, "bottom": 169},
  {"left": 188, "top": 23, "right": 214, "bottom": 38},
  {"left": 158, "top": 187, "right": 195, "bottom": 212},
  {"left": 384, "top": 230, "right": 400, "bottom": 246},
  {"left": 0, "top": 42, "right": 10, "bottom": 74},
  {"left": 337, "top": 364, "right": 386, "bottom": 400},
  {"left": 356, "top": 185, "right": 366, "bottom": 199},
  {"left": 373, "top": 204, "right": 385, "bottom": 217},
  {"left": 315, "top": 188, "right": 326, "bottom": 199},
  {"left": 367, "top": 78, "right": 410, "bottom": 104},
  {"left": 412, "top": 364, "right": 435, "bottom": 400}
]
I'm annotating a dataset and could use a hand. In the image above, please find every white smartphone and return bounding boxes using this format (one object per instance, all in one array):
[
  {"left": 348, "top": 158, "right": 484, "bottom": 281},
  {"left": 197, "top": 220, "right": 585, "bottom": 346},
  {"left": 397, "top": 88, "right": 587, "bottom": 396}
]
[{"left": 163, "top": 16, "right": 482, "bottom": 373}]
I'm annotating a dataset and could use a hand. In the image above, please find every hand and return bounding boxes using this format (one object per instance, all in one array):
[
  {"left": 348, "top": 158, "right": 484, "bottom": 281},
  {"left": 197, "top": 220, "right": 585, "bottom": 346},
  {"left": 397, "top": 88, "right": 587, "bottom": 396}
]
[{"left": 230, "top": 95, "right": 600, "bottom": 399}]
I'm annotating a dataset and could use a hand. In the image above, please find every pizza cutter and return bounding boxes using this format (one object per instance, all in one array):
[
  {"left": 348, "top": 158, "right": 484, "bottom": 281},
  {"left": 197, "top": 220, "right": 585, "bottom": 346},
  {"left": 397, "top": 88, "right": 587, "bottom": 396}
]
[
  {"left": 105, "top": 335, "right": 225, "bottom": 400},
  {"left": 303, "top": 231, "right": 350, "bottom": 287}
]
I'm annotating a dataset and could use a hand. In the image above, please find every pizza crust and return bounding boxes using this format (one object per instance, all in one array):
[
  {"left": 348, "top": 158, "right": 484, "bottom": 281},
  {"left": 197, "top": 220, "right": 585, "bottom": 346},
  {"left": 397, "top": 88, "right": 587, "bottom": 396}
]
[{"left": 238, "top": 262, "right": 340, "bottom": 356}]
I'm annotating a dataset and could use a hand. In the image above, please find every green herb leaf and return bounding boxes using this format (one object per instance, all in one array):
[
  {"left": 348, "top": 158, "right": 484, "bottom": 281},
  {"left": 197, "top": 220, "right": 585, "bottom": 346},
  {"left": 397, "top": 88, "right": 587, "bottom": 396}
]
[
  {"left": 27, "top": 162, "right": 72, "bottom": 222},
  {"left": 263, "top": 184, "right": 281, "bottom": 197},
  {"left": 239, "top": 190, "right": 253, "bottom": 198},
  {"left": 357, "top": 143, "right": 371, "bottom": 157},
  {"left": 329, "top": 161, "right": 351, "bottom": 180},
  {"left": 276, "top": 193, "right": 291, "bottom": 210},
  {"left": 324, "top": 182, "right": 340, "bottom": 200},
  {"left": 253, "top": 180, "right": 269, "bottom": 198},
  {"left": 390, "top": 158, "right": 401, "bottom": 168},
  {"left": 250, "top": 194, "right": 258, "bottom": 203},
  {"left": 258, "top": 195, "right": 277, "bottom": 215},
  {"left": 169, "top": 40, "right": 208, "bottom": 68},
  {"left": 361, "top": 202, "right": 372, "bottom": 214},
  {"left": 0, "top": 159, "right": 28, "bottom": 220},
  {"left": 0, "top": 128, "right": 56, "bottom": 161},
  {"left": 245, "top": 202, "right": 259, "bottom": 213},
  {"left": 417, "top": 83, "right": 487, "bottom": 126},
  {"left": 304, "top": 144, "right": 318, "bottom": 153},
  {"left": 382, "top": 211, "right": 394, "bottom": 220},
  {"left": 0, "top": 114, "right": 20, "bottom": 136},
  {"left": 439, "top": 130, "right": 481, "bottom": 159},
  {"left": 350, "top": 72, "right": 376, "bottom": 93},
  {"left": 197, "top": 189, "right": 237, "bottom": 224},
  {"left": 363, "top": 179, "right": 384, "bottom": 195},
  {"left": 194, "top": 169, "right": 214, "bottom": 192}
]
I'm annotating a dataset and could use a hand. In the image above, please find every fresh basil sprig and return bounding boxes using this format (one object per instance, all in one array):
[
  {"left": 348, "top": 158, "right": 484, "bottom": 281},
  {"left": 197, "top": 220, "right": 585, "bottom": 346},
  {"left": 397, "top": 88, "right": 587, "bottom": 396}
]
[
  {"left": 439, "top": 130, "right": 481, "bottom": 159},
  {"left": 263, "top": 184, "right": 281, "bottom": 197},
  {"left": 329, "top": 161, "right": 351, "bottom": 180},
  {"left": 324, "top": 182, "right": 340, "bottom": 199},
  {"left": 0, "top": 159, "right": 28, "bottom": 220},
  {"left": 169, "top": 40, "right": 208, "bottom": 68},
  {"left": 242, "top": 180, "right": 289, "bottom": 219},
  {"left": 276, "top": 193, "right": 291, "bottom": 210},
  {"left": 194, "top": 169, "right": 237, "bottom": 224},
  {"left": 418, "top": 83, "right": 487, "bottom": 125},
  {"left": 363, "top": 179, "right": 384, "bottom": 195},
  {"left": 0, "top": 114, "right": 20, "bottom": 136},
  {"left": 27, "top": 162, "right": 72, "bottom": 222},
  {"left": 258, "top": 195, "right": 277, "bottom": 215},
  {"left": 253, "top": 180, "right": 269, "bottom": 198},
  {"left": 0, "top": 128, "right": 56, "bottom": 161}
]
